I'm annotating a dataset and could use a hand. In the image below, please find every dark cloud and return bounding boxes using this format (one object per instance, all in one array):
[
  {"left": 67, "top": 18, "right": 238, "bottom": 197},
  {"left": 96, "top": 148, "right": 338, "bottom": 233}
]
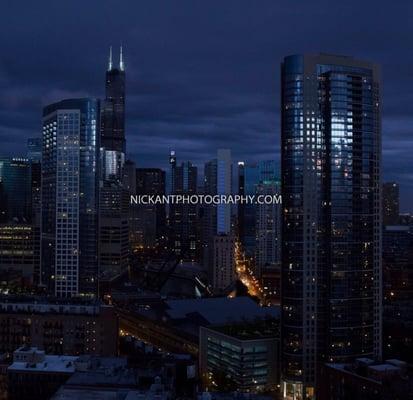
[{"left": 0, "top": 0, "right": 412, "bottom": 210}]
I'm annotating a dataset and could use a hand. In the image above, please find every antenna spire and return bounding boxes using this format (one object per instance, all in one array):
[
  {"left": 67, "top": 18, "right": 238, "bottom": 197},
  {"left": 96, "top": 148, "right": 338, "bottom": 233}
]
[
  {"left": 108, "top": 46, "right": 113, "bottom": 71},
  {"left": 119, "top": 45, "right": 125, "bottom": 71}
]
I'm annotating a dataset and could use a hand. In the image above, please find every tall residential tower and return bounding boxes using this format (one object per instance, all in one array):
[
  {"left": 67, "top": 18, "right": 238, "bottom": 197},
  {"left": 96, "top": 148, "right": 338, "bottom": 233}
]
[
  {"left": 41, "top": 99, "right": 100, "bottom": 297},
  {"left": 281, "top": 54, "right": 382, "bottom": 399}
]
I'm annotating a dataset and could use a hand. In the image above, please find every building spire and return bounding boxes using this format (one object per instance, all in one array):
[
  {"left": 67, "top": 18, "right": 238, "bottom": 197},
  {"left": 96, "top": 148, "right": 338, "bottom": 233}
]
[
  {"left": 108, "top": 46, "right": 113, "bottom": 71},
  {"left": 119, "top": 45, "right": 125, "bottom": 71}
]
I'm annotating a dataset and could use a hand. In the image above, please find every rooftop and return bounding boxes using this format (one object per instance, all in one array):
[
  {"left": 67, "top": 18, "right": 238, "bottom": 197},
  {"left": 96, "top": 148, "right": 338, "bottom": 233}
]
[
  {"left": 9, "top": 347, "right": 78, "bottom": 374},
  {"left": 165, "top": 297, "right": 279, "bottom": 325},
  {"left": 0, "top": 295, "right": 109, "bottom": 315},
  {"left": 207, "top": 318, "right": 279, "bottom": 340}
]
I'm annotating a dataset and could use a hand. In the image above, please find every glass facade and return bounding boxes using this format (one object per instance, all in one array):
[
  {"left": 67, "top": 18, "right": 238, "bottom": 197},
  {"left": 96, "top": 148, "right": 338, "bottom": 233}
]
[
  {"left": 27, "top": 137, "right": 42, "bottom": 162},
  {"left": 0, "top": 158, "right": 32, "bottom": 223},
  {"left": 239, "top": 161, "right": 279, "bottom": 250},
  {"left": 200, "top": 324, "right": 279, "bottom": 392},
  {"left": 281, "top": 54, "right": 381, "bottom": 399},
  {"left": 41, "top": 98, "right": 99, "bottom": 298}
]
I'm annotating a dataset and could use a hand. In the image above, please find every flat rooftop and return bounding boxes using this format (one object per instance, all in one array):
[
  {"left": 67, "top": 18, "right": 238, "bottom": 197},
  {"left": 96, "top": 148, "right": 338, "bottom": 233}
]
[
  {"left": 0, "top": 295, "right": 109, "bottom": 315},
  {"left": 8, "top": 355, "right": 78, "bottom": 374},
  {"left": 208, "top": 318, "right": 279, "bottom": 340},
  {"left": 165, "top": 296, "right": 279, "bottom": 325}
]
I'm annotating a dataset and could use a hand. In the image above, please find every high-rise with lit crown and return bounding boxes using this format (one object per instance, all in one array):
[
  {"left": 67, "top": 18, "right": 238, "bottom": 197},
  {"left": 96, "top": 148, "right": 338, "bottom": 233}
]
[
  {"left": 281, "top": 54, "right": 382, "bottom": 399},
  {"left": 101, "top": 46, "right": 126, "bottom": 154}
]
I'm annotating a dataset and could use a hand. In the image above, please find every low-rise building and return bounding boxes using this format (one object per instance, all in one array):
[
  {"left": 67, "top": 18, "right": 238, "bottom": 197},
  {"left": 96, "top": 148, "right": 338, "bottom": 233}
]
[
  {"left": 319, "top": 358, "right": 413, "bottom": 400},
  {"left": 118, "top": 296, "right": 279, "bottom": 357},
  {"left": 199, "top": 319, "right": 280, "bottom": 393},
  {"left": 7, "top": 346, "right": 78, "bottom": 400},
  {"left": 0, "top": 296, "right": 118, "bottom": 356}
]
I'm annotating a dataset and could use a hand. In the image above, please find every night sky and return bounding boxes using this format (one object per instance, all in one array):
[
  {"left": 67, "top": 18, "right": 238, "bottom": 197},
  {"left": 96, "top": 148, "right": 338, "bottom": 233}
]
[{"left": 0, "top": 1, "right": 411, "bottom": 210}]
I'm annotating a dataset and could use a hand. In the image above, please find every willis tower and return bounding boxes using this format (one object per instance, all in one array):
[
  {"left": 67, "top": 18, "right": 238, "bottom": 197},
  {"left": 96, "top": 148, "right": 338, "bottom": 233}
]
[{"left": 101, "top": 46, "right": 126, "bottom": 180}]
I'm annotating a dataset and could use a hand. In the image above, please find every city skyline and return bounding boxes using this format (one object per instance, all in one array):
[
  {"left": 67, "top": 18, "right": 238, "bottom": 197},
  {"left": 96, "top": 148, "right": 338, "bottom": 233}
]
[
  {"left": 0, "top": 3, "right": 412, "bottom": 399},
  {"left": 0, "top": 0, "right": 411, "bottom": 210}
]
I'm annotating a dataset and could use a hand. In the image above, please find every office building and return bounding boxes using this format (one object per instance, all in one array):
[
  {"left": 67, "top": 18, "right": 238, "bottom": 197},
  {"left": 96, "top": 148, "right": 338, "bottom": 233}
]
[
  {"left": 135, "top": 168, "right": 166, "bottom": 244},
  {"left": 41, "top": 98, "right": 99, "bottom": 297},
  {"left": 169, "top": 157, "right": 199, "bottom": 260},
  {"left": 281, "top": 54, "right": 382, "bottom": 399},
  {"left": 382, "top": 182, "right": 399, "bottom": 225},
  {"left": 210, "top": 234, "right": 235, "bottom": 292},
  {"left": 203, "top": 150, "right": 235, "bottom": 293},
  {"left": 0, "top": 157, "right": 32, "bottom": 223},
  {"left": 0, "top": 223, "right": 39, "bottom": 283},
  {"left": 101, "top": 46, "right": 126, "bottom": 154},
  {"left": 238, "top": 160, "right": 279, "bottom": 259},
  {"left": 199, "top": 319, "right": 280, "bottom": 392},
  {"left": 27, "top": 137, "right": 42, "bottom": 162},
  {"left": 98, "top": 180, "right": 130, "bottom": 280},
  {"left": 255, "top": 179, "right": 282, "bottom": 275}
]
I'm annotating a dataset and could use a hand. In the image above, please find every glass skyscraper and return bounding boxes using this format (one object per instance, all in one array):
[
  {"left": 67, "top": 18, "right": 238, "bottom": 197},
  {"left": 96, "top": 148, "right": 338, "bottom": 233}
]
[
  {"left": 41, "top": 98, "right": 99, "bottom": 298},
  {"left": 0, "top": 157, "right": 32, "bottom": 223},
  {"left": 281, "top": 54, "right": 381, "bottom": 399},
  {"left": 238, "top": 160, "right": 279, "bottom": 258}
]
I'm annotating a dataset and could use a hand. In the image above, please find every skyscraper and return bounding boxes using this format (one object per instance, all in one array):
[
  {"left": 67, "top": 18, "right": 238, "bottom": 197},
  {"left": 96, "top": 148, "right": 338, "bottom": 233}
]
[
  {"left": 0, "top": 157, "right": 32, "bottom": 223},
  {"left": 136, "top": 168, "right": 166, "bottom": 239},
  {"left": 99, "top": 180, "right": 130, "bottom": 280},
  {"left": 382, "top": 182, "right": 399, "bottom": 225},
  {"left": 203, "top": 149, "right": 235, "bottom": 293},
  {"left": 255, "top": 178, "right": 282, "bottom": 275},
  {"left": 41, "top": 98, "right": 100, "bottom": 298},
  {"left": 281, "top": 54, "right": 382, "bottom": 399},
  {"left": 101, "top": 46, "right": 126, "bottom": 154},
  {"left": 129, "top": 168, "right": 166, "bottom": 251},
  {"left": 238, "top": 160, "right": 279, "bottom": 260},
  {"left": 169, "top": 158, "right": 199, "bottom": 260},
  {"left": 27, "top": 137, "right": 42, "bottom": 163}
]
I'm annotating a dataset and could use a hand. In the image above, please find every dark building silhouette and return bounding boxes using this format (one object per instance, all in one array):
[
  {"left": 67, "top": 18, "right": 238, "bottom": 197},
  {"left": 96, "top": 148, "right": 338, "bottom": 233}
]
[
  {"left": 27, "top": 137, "right": 42, "bottom": 163},
  {"left": 383, "top": 225, "right": 413, "bottom": 302},
  {"left": 382, "top": 182, "right": 399, "bottom": 225},
  {"left": 0, "top": 157, "right": 41, "bottom": 285},
  {"left": 0, "top": 223, "right": 39, "bottom": 284},
  {"left": 129, "top": 168, "right": 166, "bottom": 250},
  {"left": 319, "top": 358, "right": 412, "bottom": 400},
  {"left": 169, "top": 158, "right": 199, "bottom": 260},
  {"left": 238, "top": 161, "right": 278, "bottom": 256},
  {"left": 123, "top": 159, "right": 136, "bottom": 194},
  {"left": 41, "top": 98, "right": 100, "bottom": 298},
  {"left": 136, "top": 168, "right": 166, "bottom": 238},
  {"left": 281, "top": 54, "right": 382, "bottom": 399},
  {"left": 98, "top": 180, "right": 130, "bottom": 280},
  {"left": 0, "top": 157, "right": 32, "bottom": 223},
  {"left": 0, "top": 297, "right": 117, "bottom": 356},
  {"left": 101, "top": 46, "right": 125, "bottom": 154}
]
